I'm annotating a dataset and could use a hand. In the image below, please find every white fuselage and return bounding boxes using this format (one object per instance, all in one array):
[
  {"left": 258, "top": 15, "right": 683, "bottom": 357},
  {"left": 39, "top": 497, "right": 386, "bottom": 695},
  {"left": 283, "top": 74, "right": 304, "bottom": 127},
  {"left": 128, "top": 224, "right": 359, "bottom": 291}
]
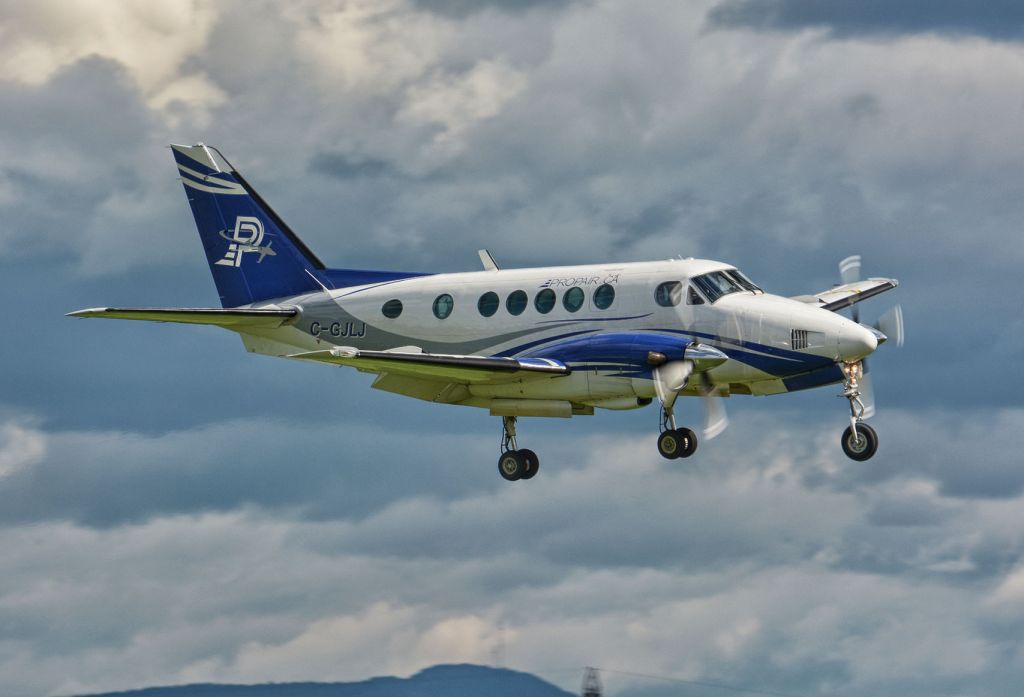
[{"left": 238, "top": 258, "right": 877, "bottom": 411}]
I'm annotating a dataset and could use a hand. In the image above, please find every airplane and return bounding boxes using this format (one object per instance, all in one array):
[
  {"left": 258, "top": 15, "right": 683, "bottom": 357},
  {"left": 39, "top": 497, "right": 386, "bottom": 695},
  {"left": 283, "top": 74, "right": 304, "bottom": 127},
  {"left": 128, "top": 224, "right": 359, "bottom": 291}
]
[{"left": 69, "top": 144, "right": 904, "bottom": 482}]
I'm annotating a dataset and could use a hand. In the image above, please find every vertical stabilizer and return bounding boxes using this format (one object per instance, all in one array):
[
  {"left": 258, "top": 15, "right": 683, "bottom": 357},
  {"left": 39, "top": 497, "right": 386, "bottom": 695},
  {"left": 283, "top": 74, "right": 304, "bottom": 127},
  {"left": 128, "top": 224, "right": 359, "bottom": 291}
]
[{"left": 171, "top": 144, "right": 323, "bottom": 307}]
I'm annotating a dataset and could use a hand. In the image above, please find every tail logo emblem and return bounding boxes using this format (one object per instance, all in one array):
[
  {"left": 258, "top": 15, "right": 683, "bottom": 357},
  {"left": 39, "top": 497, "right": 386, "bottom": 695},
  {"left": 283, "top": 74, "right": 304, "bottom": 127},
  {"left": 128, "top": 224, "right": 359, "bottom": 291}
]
[{"left": 215, "top": 216, "right": 277, "bottom": 266}]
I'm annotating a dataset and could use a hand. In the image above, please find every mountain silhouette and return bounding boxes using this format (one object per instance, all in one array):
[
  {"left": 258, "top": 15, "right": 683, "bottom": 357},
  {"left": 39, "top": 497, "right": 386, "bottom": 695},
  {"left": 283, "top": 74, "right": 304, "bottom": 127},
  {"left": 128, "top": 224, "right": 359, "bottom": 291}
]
[{"left": 71, "top": 664, "right": 577, "bottom": 697}]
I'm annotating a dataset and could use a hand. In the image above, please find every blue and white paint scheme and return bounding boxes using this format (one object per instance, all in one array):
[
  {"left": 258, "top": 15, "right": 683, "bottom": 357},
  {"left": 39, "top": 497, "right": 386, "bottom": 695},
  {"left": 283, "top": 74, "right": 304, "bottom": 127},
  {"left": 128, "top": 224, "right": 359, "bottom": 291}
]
[{"left": 70, "top": 144, "right": 904, "bottom": 480}]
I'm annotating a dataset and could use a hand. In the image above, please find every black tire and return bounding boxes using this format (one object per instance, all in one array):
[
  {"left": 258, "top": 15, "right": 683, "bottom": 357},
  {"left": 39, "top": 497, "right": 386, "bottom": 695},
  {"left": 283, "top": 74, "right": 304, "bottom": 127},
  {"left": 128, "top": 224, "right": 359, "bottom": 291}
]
[
  {"left": 519, "top": 449, "right": 539, "bottom": 480},
  {"left": 657, "top": 430, "right": 683, "bottom": 459},
  {"left": 841, "top": 423, "right": 878, "bottom": 461},
  {"left": 498, "top": 451, "right": 525, "bottom": 481},
  {"left": 676, "top": 427, "right": 698, "bottom": 458}
]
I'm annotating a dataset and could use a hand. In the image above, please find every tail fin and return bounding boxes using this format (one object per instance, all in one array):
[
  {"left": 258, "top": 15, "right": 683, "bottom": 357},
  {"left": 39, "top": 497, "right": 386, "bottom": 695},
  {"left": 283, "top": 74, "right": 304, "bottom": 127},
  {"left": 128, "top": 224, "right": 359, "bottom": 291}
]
[{"left": 171, "top": 143, "right": 324, "bottom": 307}]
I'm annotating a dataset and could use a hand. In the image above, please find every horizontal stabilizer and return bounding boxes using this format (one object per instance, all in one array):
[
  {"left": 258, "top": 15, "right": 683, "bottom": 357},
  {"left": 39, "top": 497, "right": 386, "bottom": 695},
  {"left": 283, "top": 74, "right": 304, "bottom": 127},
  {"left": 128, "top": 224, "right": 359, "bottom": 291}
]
[
  {"left": 67, "top": 307, "right": 297, "bottom": 328},
  {"left": 289, "top": 347, "right": 569, "bottom": 384},
  {"left": 793, "top": 278, "right": 898, "bottom": 312}
]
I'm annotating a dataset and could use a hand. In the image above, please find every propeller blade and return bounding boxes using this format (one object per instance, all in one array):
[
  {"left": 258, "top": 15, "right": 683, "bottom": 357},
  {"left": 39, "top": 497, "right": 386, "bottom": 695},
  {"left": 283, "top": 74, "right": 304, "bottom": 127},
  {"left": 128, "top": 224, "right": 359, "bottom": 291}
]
[
  {"left": 839, "top": 255, "right": 861, "bottom": 285},
  {"left": 876, "top": 304, "right": 905, "bottom": 348},
  {"left": 696, "top": 370, "right": 729, "bottom": 439},
  {"left": 703, "top": 396, "right": 729, "bottom": 440},
  {"left": 859, "top": 365, "right": 876, "bottom": 419},
  {"left": 653, "top": 360, "right": 693, "bottom": 410},
  {"left": 838, "top": 255, "right": 862, "bottom": 323}
]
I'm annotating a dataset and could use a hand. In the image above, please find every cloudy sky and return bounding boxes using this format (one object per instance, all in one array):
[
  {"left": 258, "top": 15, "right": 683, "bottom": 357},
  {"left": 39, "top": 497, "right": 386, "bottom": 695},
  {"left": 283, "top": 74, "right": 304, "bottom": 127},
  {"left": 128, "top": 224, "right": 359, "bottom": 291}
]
[{"left": 2, "top": 1, "right": 1023, "bottom": 696}]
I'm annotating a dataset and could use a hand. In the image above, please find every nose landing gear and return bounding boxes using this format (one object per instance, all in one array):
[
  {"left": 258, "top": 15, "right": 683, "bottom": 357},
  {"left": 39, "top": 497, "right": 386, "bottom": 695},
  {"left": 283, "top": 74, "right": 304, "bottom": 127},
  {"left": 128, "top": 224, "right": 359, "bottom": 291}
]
[
  {"left": 839, "top": 361, "right": 878, "bottom": 460},
  {"left": 842, "top": 422, "right": 878, "bottom": 461},
  {"left": 497, "top": 416, "right": 540, "bottom": 481}
]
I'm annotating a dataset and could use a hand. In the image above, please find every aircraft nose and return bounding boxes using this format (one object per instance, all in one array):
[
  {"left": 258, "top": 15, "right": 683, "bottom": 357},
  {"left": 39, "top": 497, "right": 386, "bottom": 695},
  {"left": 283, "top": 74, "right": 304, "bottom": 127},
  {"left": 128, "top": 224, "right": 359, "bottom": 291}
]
[{"left": 837, "top": 322, "right": 878, "bottom": 361}]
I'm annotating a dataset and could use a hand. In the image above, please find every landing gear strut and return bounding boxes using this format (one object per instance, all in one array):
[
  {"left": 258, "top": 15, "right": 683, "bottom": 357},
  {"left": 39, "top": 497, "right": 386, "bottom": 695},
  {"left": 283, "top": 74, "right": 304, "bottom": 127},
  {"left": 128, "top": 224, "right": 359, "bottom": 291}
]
[
  {"left": 839, "top": 361, "right": 878, "bottom": 461},
  {"left": 497, "top": 416, "right": 540, "bottom": 481},
  {"left": 656, "top": 405, "right": 697, "bottom": 460}
]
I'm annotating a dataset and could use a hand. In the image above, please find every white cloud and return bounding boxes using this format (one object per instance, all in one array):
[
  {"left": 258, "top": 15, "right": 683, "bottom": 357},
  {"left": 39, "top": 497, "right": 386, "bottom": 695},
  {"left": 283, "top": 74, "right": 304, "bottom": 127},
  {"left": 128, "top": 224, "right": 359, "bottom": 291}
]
[
  {"left": 0, "top": 421, "right": 45, "bottom": 479},
  {"left": 1, "top": 407, "right": 1023, "bottom": 695},
  {"left": 288, "top": 0, "right": 453, "bottom": 95},
  {"left": 0, "top": 0, "right": 220, "bottom": 111},
  {"left": 209, "top": 603, "right": 503, "bottom": 683},
  {"left": 148, "top": 74, "right": 228, "bottom": 130},
  {"left": 989, "top": 565, "right": 1024, "bottom": 612},
  {"left": 0, "top": 509, "right": 1006, "bottom": 696},
  {"left": 398, "top": 59, "right": 528, "bottom": 161}
]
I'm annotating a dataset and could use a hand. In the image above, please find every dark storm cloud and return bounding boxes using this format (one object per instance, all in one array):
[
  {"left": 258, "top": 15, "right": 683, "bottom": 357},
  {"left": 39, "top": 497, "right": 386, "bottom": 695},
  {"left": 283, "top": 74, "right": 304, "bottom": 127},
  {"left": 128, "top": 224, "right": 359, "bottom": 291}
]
[
  {"left": 0, "top": 57, "right": 154, "bottom": 259},
  {"left": 795, "top": 410, "right": 1024, "bottom": 501},
  {"left": 708, "top": 0, "right": 1024, "bottom": 40},
  {"left": 0, "top": 416, "right": 496, "bottom": 528},
  {"left": 0, "top": 56, "right": 149, "bottom": 145},
  {"left": 309, "top": 152, "right": 400, "bottom": 180},
  {"left": 610, "top": 196, "right": 692, "bottom": 250},
  {"left": 11, "top": 401, "right": 1017, "bottom": 587}
]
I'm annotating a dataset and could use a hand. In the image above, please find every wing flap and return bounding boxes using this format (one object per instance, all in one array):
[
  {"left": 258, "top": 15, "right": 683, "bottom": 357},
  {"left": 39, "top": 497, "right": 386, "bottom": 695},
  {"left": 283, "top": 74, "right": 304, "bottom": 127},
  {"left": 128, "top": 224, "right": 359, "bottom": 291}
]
[
  {"left": 289, "top": 347, "right": 569, "bottom": 384},
  {"left": 67, "top": 307, "right": 298, "bottom": 328},
  {"left": 793, "top": 278, "right": 898, "bottom": 312}
]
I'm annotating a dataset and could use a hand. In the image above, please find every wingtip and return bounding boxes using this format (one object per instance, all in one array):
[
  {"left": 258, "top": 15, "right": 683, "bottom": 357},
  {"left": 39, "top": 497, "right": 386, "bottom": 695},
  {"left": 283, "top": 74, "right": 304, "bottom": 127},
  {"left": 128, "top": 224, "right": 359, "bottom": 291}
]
[{"left": 66, "top": 308, "right": 105, "bottom": 318}]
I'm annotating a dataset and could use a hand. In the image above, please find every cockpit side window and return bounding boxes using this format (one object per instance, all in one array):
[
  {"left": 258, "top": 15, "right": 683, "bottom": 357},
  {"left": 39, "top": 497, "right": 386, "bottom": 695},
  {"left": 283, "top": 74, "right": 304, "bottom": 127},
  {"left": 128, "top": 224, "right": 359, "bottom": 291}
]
[
  {"left": 654, "top": 281, "right": 682, "bottom": 307},
  {"left": 687, "top": 286, "right": 705, "bottom": 305}
]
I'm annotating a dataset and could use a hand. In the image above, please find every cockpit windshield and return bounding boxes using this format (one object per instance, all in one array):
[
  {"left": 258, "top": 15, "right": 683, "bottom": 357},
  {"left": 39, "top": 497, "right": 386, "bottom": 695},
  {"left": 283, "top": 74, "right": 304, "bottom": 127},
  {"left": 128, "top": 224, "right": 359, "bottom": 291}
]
[
  {"left": 725, "top": 268, "right": 761, "bottom": 293},
  {"left": 691, "top": 269, "right": 761, "bottom": 303}
]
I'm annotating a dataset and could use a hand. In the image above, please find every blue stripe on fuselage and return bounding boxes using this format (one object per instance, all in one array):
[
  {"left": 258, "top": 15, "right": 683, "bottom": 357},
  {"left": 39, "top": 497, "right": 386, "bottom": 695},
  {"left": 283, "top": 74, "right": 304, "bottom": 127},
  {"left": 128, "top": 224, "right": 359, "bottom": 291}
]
[
  {"left": 783, "top": 365, "right": 845, "bottom": 391},
  {"left": 494, "top": 329, "right": 600, "bottom": 358},
  {"left": 495, "top": 327, "right": 833, "bottom": 380},
  {"left": 649, "top": 328, "right": 833, "bottom": 377}
]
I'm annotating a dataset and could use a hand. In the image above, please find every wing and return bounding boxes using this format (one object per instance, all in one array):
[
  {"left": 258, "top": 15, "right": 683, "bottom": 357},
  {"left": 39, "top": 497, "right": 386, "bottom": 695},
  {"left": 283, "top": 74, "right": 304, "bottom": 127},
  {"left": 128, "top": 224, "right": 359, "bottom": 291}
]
[
  {"left": 289, "top": 346, "right": 569, "bottom": 384},
  {"left": 67, "top": 307, "right": 297, "bottom": 328},
  {"left": 791, "top": 278, "right": 898, "bottom": 312}
]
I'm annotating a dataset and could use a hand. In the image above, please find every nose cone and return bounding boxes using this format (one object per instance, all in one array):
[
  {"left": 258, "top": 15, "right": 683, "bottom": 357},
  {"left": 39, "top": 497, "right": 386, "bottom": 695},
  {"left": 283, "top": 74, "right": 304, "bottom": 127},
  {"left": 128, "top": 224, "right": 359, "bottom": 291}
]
[{"left": 838, "top": 322, "right": 878, "bottom": 361}]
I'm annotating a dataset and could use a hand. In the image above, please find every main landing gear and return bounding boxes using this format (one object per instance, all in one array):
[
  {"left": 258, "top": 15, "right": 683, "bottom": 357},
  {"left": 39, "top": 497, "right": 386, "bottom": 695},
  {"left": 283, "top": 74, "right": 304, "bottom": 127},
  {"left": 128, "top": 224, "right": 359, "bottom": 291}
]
[
  {"left": 497, "top": 416, "right": 539, "bottom": 481},
  {"left": 656, "top": 404, "right": 698, "bottom": 460},
  {"left": 839, "top": 361, "right": 878, "bottom": 461}
]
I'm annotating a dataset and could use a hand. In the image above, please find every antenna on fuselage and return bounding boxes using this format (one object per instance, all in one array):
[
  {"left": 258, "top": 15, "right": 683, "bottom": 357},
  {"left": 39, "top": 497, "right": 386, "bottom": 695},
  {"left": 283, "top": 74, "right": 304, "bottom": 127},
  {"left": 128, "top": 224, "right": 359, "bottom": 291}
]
[{"left": 478, "top": 249, "right": 500, "bottom": 271}]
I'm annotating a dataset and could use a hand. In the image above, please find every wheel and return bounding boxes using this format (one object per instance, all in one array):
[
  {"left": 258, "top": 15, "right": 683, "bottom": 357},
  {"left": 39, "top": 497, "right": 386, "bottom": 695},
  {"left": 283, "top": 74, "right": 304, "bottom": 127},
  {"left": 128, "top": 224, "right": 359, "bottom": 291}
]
[
  {"left": 657, "top": 430, "right": 683, "bottom": 459},
  {"left": 675, "top": 427, "right": 698, "bottom": 458},
  {"left": 519, "top": 449, "right": 539, "bottom": 480},
  {"left": 498, "top": 450, "right": 525, "bottom": 481},
  {"left": 841, "top": 423, "right": 878, "bottom": 461}
]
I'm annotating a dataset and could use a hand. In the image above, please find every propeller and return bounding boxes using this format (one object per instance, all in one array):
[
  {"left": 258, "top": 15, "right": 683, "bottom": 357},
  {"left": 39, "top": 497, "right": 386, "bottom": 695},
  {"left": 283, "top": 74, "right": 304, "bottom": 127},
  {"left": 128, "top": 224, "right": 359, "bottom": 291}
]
[
  {"left": 701, "top": 378, "right": 729, "bottom": 439},
  {"left": 836, "top": 255, "right": 905, "bottom": 418},
  {"left": 652, "top": 343, "right": 729, "bottom": 440},
  {"left": 839, "top": 254, "right": 863, "bottom": 323},
  {"left": 653, "top": 360, "right": 693, "bottom": 411},
  {"left": 858, "top": 363, "right": 876, "bottom": 419},
  {"left": 837, "top": 254, "right": 905, "bottom": 346},
  {"left": 876, "top": 304, "right": 905, "bottom": 348}
]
